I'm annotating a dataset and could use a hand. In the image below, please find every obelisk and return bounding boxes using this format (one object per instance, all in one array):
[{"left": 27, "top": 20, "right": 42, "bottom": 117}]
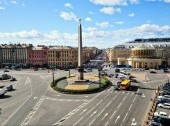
[{"left": 78, "top": 19, "right": 84, "bottom": 80}]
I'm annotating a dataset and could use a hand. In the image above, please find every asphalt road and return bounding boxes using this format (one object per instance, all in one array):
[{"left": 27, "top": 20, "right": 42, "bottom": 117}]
[{"left": 0, "top": 68, "right": 168, "bottom": 126}]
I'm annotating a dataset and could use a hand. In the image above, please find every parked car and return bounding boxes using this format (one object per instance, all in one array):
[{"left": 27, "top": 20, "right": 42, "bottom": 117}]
[
  {"left": 4, "top": 69, "right": 9, "bottom": 72},
  {"left": 0, "top": 88, "right": 7, "bottom": 96},
  {"left": 149, "top": 121, "right": 162, "bottom": 126},
  {"left": 115, "top": 68, "right": 120, "bottom": 73},
  {"left": 158, "top": 103, "right": 170, "bottom": 109},
  {"left": 150, "top": 71, "right": 157, "bottom": 73},
  {"left": 6, "top": 85, "right": 14, "bottom": 91},
  {"left": 10, "top": 77, "right": 16, "bottom": 81},
  {"left": 154, "top": 112, "right": 167, "bottom": 117}
]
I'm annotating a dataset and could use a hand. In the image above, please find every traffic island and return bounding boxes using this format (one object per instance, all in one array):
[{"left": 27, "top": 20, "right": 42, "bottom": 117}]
[{"left": 50, "top": 74, "right": 110, "bottom": 94}]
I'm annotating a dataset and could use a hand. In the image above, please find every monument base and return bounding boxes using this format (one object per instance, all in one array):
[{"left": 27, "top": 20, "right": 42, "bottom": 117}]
[{"left": 74, "top": 80, "right": 89, "bottom": 85}]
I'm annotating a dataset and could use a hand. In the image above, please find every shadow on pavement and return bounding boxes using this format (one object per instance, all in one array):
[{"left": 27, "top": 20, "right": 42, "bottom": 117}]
[
  {"left": 0, "top": 95, "right": 12, "bottom": 99},
  {"left": 129, "top": 85, "right": 139, "bottom": 92},
  {"left": 139, "top": 87, "right": 156, "bottom": 90}
]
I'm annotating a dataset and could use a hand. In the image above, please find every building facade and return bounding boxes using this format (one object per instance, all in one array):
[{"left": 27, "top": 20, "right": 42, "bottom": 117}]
[
  {"left": 27, "top": 45, "right": 48, "bottom": 67},
  {"left": 48, "top": 46, "right": 78, "bottom": 68},
  {"left": 0, "top": 44, "right": 33, "bottom": 68}
]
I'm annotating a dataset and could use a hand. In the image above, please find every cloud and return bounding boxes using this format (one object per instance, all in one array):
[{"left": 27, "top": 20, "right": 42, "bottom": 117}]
[
  {"left": 89, "top": 0, "right": 127, "bottom": 6},
  {"left": 114, "top": 21, "right": 124, "bottom": 24},
  {"left": 0, "top": 24, "right": 170, "bottom": 48},
  {"left": 128, "top": 13, "right": 135, "bottom": 17},
  {"left": 100, "top": 7, "right": 121, "bottom": 15},
  {"left": 0, "top": 6, "right": 5, "bottom": 10},
  {"left": 129, "top": 0, "right": 139, "bottom": 4},
  {"left": 164, "top": 0, "right": 170, "bottom": 3},
  {"left": 64, "top": 3, "right": 73, "bottom": 9},
  {"left": 85, "top": 17, "right": 93, "bottom": 22},
  {"left": 96, "top": 21, "right": 110, "bottom": 28},
  {"left": 10, "top": 0, "right": 17, "bottom": 4},
  {"left": 60, "top": 11, "right": 78, "bottom": 21}
]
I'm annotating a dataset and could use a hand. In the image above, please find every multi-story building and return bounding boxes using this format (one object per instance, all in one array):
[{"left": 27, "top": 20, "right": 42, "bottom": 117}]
[
  {"left": 27, "top": 45, "right": 48, "bottom": 67},
  {"left": 107, "top": 46, "right": 131, "bottom": 64},
  {"left": 48, "top": 46, "right": 78, "bottom": 68},
  {"left": 0, "top": 44, "right": 33, "bottom": 68}
]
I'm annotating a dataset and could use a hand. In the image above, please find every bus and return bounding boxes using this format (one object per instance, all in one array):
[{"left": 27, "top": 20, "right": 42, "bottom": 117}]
[{"left": 120, "top": 79, "right": 131, "bottom": 90}]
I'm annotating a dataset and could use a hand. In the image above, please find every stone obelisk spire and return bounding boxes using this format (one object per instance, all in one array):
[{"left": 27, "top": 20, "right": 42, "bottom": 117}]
[{"left": 78, "top": 19, "right": 84, "bottom": 80}]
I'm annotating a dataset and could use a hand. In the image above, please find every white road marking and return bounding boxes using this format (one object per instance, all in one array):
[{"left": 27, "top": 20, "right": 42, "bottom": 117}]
[
  {"left": 25, "top": 77, "right": 31, "bottom": 85},
  {"left": 129, "top": 104, "right": 133, "bottom": 111},
  {"left": 34, "top": 97, "right": 38, "bottom": 100},
  {"left": 105, "top": 121, "right": 109, "bottom": 126},
  {"left": 96, "top": 99, "right": 103, "bottom": 106},
  {"left": 78, "top": 109, "right": 87, "bottom": 115},
  {"left": 117, "top": 102, "right": 122, "bottom": 109},
  {"left": 110, "top": 110, "right": 117, "bottom": 119},
  {"left": 73, "top": 116, "right": 84, "bottom": 126},
  {"left": 2, "top": 95, "right": 32, "bottom": 126},
  {"left": 90, "top": 111, "right": 97, "bottom": 117},
  {"left": 89, "top": 118, "right": 96, "bottom": 126},
  {"left": 102, "top": 113, "right": 108, "bottom": 120},
  {"left": 84, "top": 96, "right": 89, "bottom": 98},
  {"left": 115, "top": 115, "right": 120, "bottom": 123},
  {"left": 123, "top": 112, "right": 128, "bottom": 122}
]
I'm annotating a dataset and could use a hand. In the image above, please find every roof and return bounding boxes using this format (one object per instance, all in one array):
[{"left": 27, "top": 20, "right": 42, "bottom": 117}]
[
  {"left": 132, "top": 44, "right": 155, "bottom": 50},
  {"left": 121, "top": 79, "right": 130, "bottom": 85}
]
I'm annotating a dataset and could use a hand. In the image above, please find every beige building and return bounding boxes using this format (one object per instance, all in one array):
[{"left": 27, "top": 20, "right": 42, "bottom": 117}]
[
  {"left": 107, "top": 47, "right": 131, "bottom": 63},
  {"left": 48, "top": 46, "right": 78, "bottom": 68},
  {"left": 118, "top": 45, "right": 164, "bottom": 69}
]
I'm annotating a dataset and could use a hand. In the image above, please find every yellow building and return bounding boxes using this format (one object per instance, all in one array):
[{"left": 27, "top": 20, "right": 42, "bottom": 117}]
[
  {"left": 118, "top": 45, "right": 164, "bottom": 69},
  {"left": 48, "top": 46, "right": 78, "bottom": 68}
]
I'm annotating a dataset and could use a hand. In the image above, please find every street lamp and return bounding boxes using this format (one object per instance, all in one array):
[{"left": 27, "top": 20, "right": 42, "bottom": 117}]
[
  {"left": 68, "top": 62, "right": 71, "bottom": 78},
  {"left": 98, "top": 65, "right": 102, "bottom": 87},
  {"left": 52, "top": 66, "right": 55, "bottom": 86}
]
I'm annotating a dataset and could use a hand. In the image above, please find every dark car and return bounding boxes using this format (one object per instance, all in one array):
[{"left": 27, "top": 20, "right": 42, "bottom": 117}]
[
  {"left": 115, "top": 68, "right": 120, "bottom": 73},
  {"left": 4, "top": 69, "right": 9, "bottom": 72},
  {"left": 6, "top": 85, "right": 14, "bottom": 91},
  {"left": 150, "top": 71, "right": 157, "bottom": 73},
  {"left": 10, "top": 77, "right": 16, "bottom": 81}
]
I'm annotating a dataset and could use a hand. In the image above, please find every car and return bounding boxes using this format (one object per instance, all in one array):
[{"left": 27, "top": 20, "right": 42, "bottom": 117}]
[
  {"left": 10, "top": 77, "right": 16, "bottom": 81},
  {"left": 158, "top": 103, "right": 170, "bottom": 109},
  {"left": 6, "top": 85, "right": 13, "bottom": 91},
  {"left": 4, "top": 69, "right": 9, "bottom": 72},
  {"left": 150, "top": 71, "right": 157, "bottom": 73},
  {"left": 115, "top": 68, "right": 120, "bottom": 73},
  {"left": 149, "top": 121, "right": 162, "bottom": 126},
  {"left": 154, "top": 112, "right": 167, "bottom": 117},
  {"left": 0, "top": 88, "right": 7, "bottom": 96}
]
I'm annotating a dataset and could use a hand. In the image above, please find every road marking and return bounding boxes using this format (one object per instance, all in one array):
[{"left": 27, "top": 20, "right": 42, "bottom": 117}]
[
  {"left": 25, "top": 77, "right": 31, "bottom": 85},
  {"left": 34, "top": 97, "right": 38, "bottom": 100},
  {"left": 110, "top": 110, "right": 117, "bottom": 119},
  {"left": 73, "top": 116, "right": 84, "bottom": 126},
  {"left": 84, "top": 96, "right": 89, "bottom": 98},
  {"left": 78, "top": 109, "right": 87, "bottom": 115},
  {"left": 105, "top": 121, "right": 109, "bottom": 126},
  {"left": 96, "top": 99, "right": 103, "bottom": 106},
  {"left": 133, "top": 95, "right": 137, "bottom": 103},
  {"left": 53, "top": 91, "right": 104, "bottom": 126},
  {"left": 90, "top": 111, "right": 97, "bottom": 117},
  {"left": 102, "top": 113, "right": 108, "bottom": 120},
  {"left": 129, "top": 104, "right": 133, "bottom": 111},
  {"left": 89, "top": 118, "right": 96, "bottom": 126},
  {"left": 2, "top": 95, "right": 32, "bottom": 126},
  {"left": 86, "top": 106, "right": 95, "bottom": 115},
  {"left": 115, "top": 115, "right": 120, "bottom": 123},
  {"left": 117, "top": 102, "right": 122, "bottom": 109},
  {"left": 131, "top": 118, "right": 137, "bottom": 126},
  {"left": 123, "top": 112, "right": 128, "bottom": 122}
]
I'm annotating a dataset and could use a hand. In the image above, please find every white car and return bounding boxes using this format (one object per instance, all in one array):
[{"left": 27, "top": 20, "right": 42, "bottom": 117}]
[
  {"left": 158, "top": 103, "right": 170, "bottom": 109},
  {"left": 0, "top": 88, "right": 7, "bottom": 96},
  {"left": 154, "top": 111, "right": 167, "bottom": 117}
]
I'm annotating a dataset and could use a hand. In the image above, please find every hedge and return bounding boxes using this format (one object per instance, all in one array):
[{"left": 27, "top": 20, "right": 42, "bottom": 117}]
[{"left": 51, "top": 76, "right": 110, "bottom": 94}]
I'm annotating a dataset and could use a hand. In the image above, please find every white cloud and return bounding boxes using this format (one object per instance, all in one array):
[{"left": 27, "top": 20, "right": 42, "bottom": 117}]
[
  {"left": 0, "top": 6, "right": 5, "bottom": 10},
  {"left": 10, "top": 0, "right": 17, "bottom": 4},
  {"left": 90, "top": 0, "right": 127, "bottom": 6},
  {"left": 114, "top": 21, "right": 124, "bottom": 24},
  {"left": 0, "top": 24, "right": 170, "bottom": 48},
  {"left": 85, "top": 17, "right": 93, "bottom": 22},
  {"left": 100, "top": 7, "right": 121, "bottom": 15},
  {"left": 164, "top": 0, "right": 170, "bottom": 3},
  {"left": 64, "top": 3, "right": 73, "bottom": 9},
  {"left": 128, "top": 13, "right": 135, "bottom": 17},
  {"left": 60, "top": 11, "right": 78, "bottom": 21},
  {"left": 22, "top": 3, "right": 25, "bottom": 7},
  {"left": 96, "top": 21, "right": 110, "bottom": 28},
  {"left": 129, "top": 0, "right": 139, "bottom": 4}
]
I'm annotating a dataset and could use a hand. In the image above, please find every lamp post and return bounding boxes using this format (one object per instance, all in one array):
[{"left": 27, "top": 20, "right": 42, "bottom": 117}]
[
  {"left": 98, "top": 65, "right": 102, "bottom": 88},
  {"left": 68, "top": 62, "right": 71, "bottom": 78},
  {"left": 52, "top": 66, "right": 55, "bottom": 86}
]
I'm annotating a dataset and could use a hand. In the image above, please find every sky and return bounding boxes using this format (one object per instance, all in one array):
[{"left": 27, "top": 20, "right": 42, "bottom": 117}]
[{"left": 0, "top": 0, "right": 170, "bottom": 48}]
